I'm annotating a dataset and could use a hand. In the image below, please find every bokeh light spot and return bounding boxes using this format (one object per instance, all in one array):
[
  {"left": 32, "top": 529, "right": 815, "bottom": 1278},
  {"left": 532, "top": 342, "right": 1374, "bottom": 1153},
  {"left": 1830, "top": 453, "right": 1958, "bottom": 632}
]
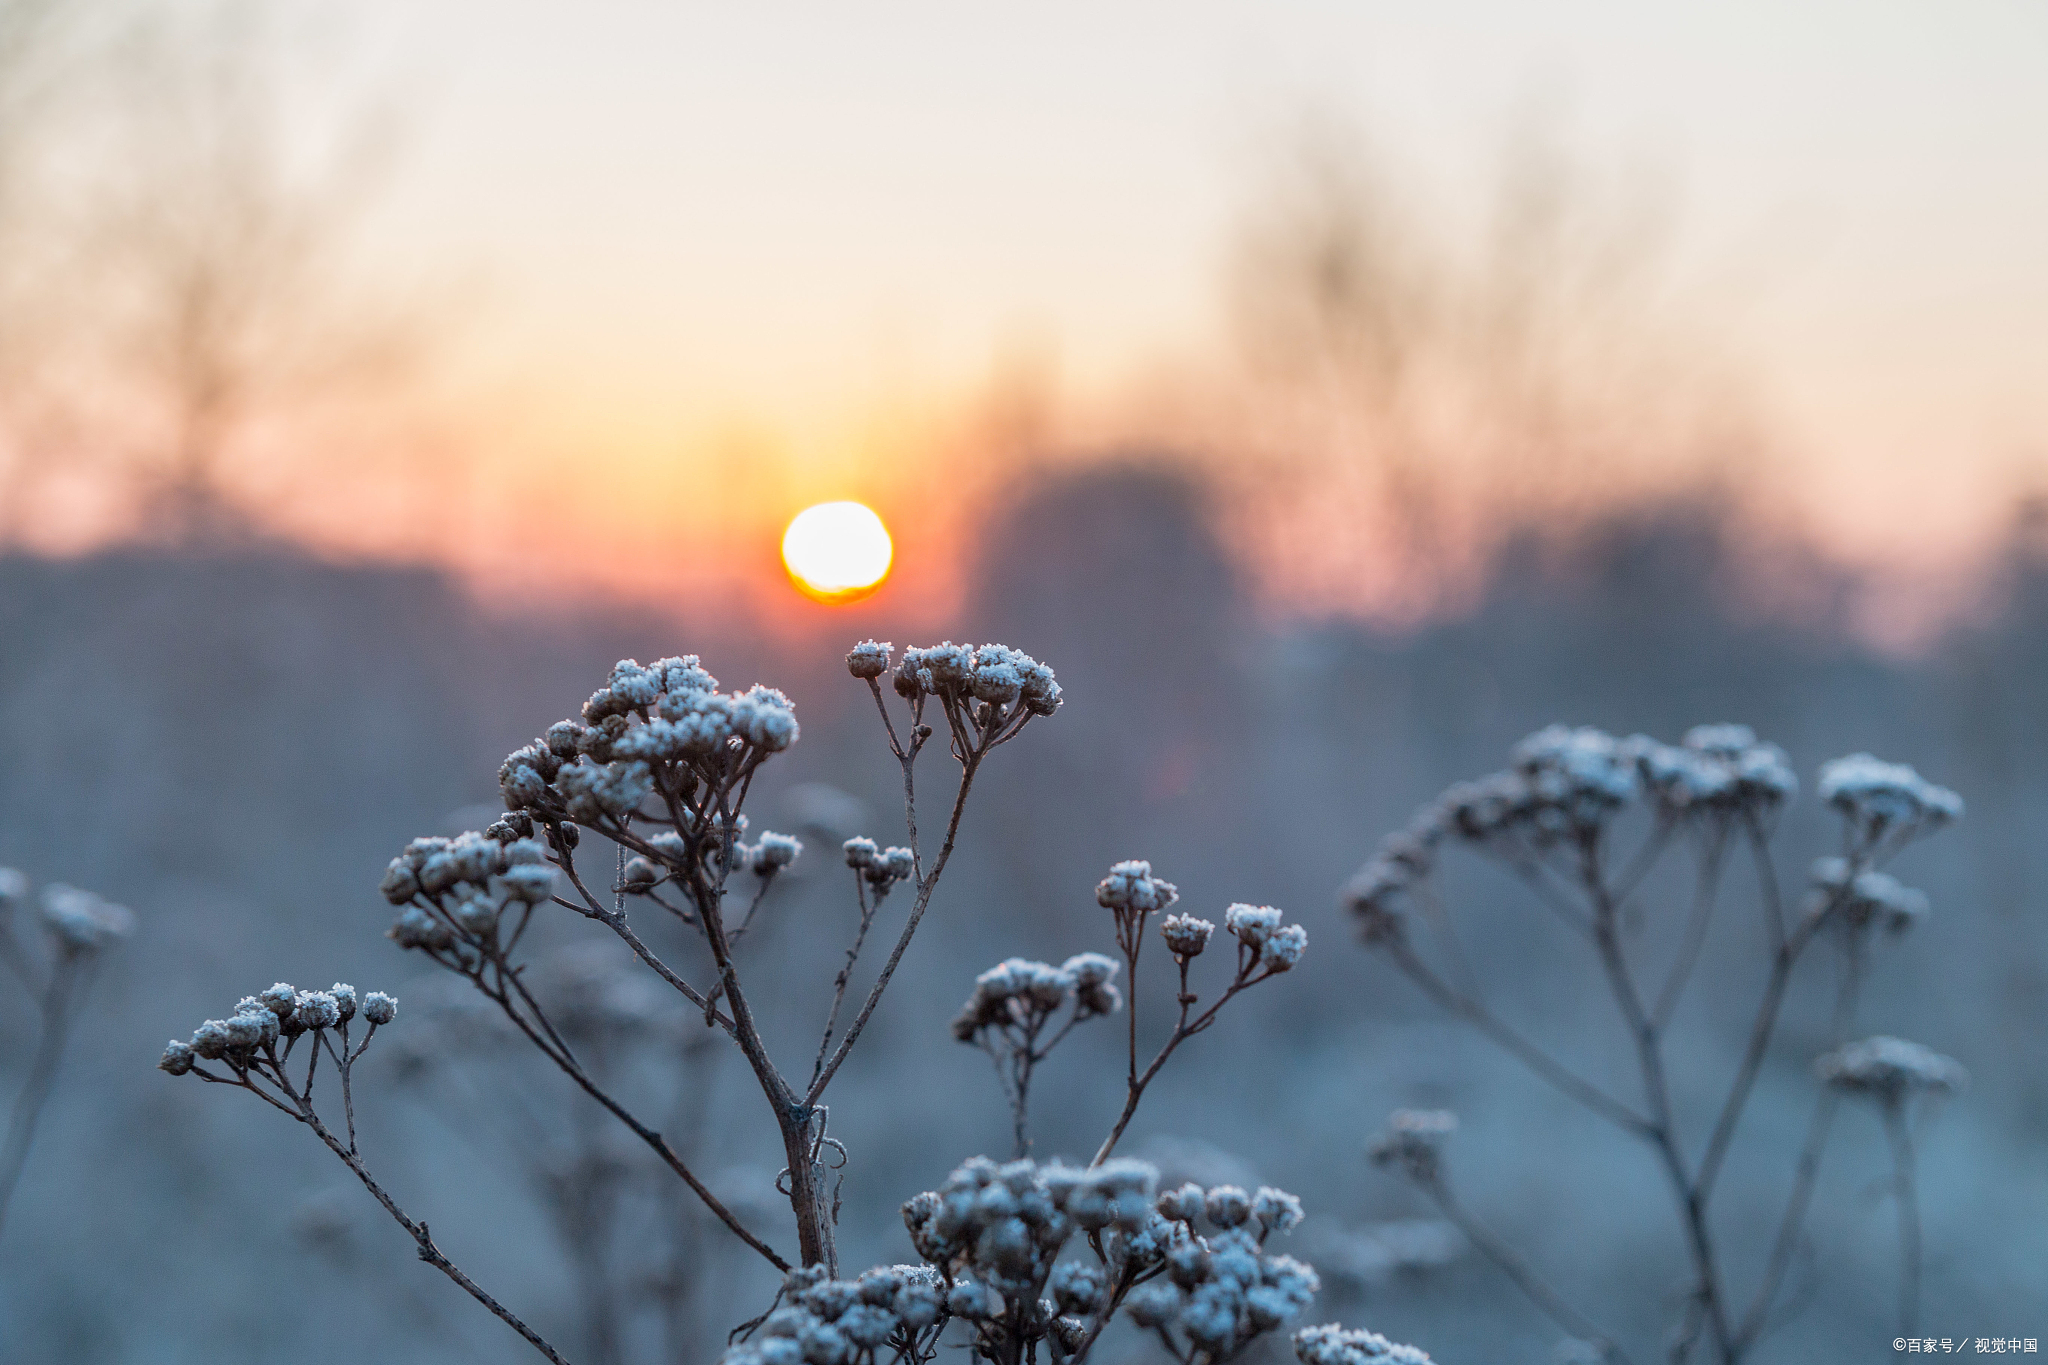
[{"left": 781, "top": 501, "right": 893, "bottom": 603}]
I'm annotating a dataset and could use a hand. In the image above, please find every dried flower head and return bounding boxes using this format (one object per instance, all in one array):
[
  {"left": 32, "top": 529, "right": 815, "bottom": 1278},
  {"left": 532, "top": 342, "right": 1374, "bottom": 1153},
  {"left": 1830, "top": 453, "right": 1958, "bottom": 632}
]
[
  {"left": 1294, "top": 1322, "right": 1436, "bottom": 1364},
  {"left": 37, "top": 884, "right": 135, "bottom": 952},
  {"left": 846, "top": 640, "right": 892, "bottom": 680},
  {"left": 751, "top": 831, "right": 803, "bottom": 874},
  {"left": 1224, "top": 904, "right": 1283, "bottom": 948},
  {"left": 1097, "top": 860, "right": 1178, "bottom": 913},
  {"left": 1817, "top": 753, "right": 1963, "bottom": 839},
  {"left": 1162, "top": 913, "right": 1217, "bottom": 958},
  {"left": 1809, "top": 858, "right": 1929, "bottom": 935},
  {"left": 1367, "top": 1110, "right": 1458, "bottom": 1185},
  {"left": 1815, "top": 1036, "right": 1967, "bottom": 1104}
]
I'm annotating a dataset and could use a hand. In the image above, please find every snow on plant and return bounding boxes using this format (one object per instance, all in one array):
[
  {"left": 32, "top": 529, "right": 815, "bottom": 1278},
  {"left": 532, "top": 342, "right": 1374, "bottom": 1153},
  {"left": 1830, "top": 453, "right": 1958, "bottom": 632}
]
[
  {"left": 0, "top": 871, "right": 134, "bottom": 1239},
  {"left": 1345, "top": 723, "right": 1963, "bottom": 1364},
  {"left": 158, "top": 641, "right": 1428, "bottom": 1365}
]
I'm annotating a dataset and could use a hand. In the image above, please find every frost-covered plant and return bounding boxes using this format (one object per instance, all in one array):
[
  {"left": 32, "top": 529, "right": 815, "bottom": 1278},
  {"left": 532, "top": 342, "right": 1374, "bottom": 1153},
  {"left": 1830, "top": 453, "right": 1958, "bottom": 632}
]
[
  {"left": 158, "top": 641, "right": 1429, "bottom": 1365},
  {"left": 1814, "top": 1036, "right": 1966, "bottom": 1338},
  {"left": 1346, "top": 725, "right": 1963, "bottom": 1365},
  {"left": 385, "top": 944, "right": 731, "bottom": 1362},
  {"left": 0, "top": 870, "right": 134, "bottom": 1238}
]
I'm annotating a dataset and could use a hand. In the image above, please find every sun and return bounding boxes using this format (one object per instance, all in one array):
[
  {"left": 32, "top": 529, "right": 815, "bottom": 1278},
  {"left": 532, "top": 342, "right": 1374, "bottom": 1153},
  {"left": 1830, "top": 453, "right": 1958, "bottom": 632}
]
[{"left": 781, "top": 501, "right": 894, "bottom": 603}]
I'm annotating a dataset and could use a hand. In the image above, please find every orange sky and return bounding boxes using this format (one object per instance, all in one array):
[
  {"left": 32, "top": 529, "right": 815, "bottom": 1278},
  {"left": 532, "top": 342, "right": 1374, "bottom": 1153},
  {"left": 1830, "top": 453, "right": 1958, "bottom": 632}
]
[{"left": 10, "top": 1, "right": 2048, "bottom": 644}]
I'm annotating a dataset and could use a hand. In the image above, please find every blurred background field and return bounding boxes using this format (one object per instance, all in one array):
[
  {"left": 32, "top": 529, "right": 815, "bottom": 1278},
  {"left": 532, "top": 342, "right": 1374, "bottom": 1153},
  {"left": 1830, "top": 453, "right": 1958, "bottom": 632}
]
[{"left": 0, "top": 2, "right": 2044, "bottom": 1362}]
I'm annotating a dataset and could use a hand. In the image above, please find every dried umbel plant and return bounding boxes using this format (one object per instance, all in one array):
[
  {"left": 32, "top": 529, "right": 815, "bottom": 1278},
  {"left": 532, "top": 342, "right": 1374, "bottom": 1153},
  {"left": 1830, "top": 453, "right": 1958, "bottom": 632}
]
[
  {"left": 1346, "top": 725, "right": 1964, "bottom": 1365},
  {"left": 386, "top": 944, "right": 733, "bottom": 1364},
  {"left": 1814, "top": 1036, "right": 1966, "bottom": 1339},
  {"left": 0, "top": 871, "right": 134, "bottom": 1238},
  {"left": 158, "top": 641, "right": 1429, "bottom": 1365}
]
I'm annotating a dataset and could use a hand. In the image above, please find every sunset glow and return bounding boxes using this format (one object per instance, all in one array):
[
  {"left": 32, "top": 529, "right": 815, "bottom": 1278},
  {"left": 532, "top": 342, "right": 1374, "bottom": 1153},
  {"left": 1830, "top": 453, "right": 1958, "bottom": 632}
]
[{"left": 781, "top": 501, "right": 894, "bottom": 603}]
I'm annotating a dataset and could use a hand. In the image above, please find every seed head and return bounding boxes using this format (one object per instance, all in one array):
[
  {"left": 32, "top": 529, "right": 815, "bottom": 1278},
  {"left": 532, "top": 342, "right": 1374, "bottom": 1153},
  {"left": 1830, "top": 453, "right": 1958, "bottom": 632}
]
[
  {"left": 1162, "top": 913, "right": 1216, "bottom": 957},
  {"left": 846, "top": 641, "right": 893, "bottom": 680}
]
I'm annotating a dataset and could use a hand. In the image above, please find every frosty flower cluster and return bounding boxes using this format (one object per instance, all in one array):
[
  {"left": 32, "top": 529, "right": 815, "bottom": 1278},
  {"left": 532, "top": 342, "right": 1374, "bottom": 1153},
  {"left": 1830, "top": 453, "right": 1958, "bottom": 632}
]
[
  {"left": 886, "top": 1156, "right": 1321, "bottom": 1364},
  {"left": 1366, "top": 1110, "right": 1459, "bottom": 1187},
  {"left": 1631, "top": 724, "right": 1798, "bottom": 816},
  {"left": 951, "top": 954, "right": 1123, "bottom": 1043},
  {"left": 1817, "top": 754, "right": 1964, "bottom": 842},
  {"left": 860, "top": 641, "right": 1062, "bottom": 718},
  {"left": 621, "top": 820, "right": 804, "bottom": 890},
  {"left": 496, "top": 656, "right": 799, "bottom": 827},
  {"left": 844, "top": 837, "right": 916, "bottom": 897},
  {"left": 1096, "top": 860, "right": 1180, "bottom": 915},
  {"left": 1293, "top": 1323, "right": 1436, "bottom": 1365},
  {"left": 1809, "top": 858, "right": 1929, "bottom": 936},
  {"left": 1121, "top": 1184, "right": 1319, "bottom": 1361},
  {"left": 1344, "top": 723, "right": 1942, "bottom": 944},
  {"left": 161, "top": 981, "right": 394, "bottom": 1075},
  {"left": 746, "top": 831, "right": 805, "bottom": 876},
  {"left": 381, "top": 822, "right": 556, "bottom": 956},
  {"left": 720, "top": 1263, "right": 950, "bottom": 1365},
  {"left": 0, "top": 872, "right": 135, "bottom": 954},
  {"left": 1815, "top": 1036, "right": 1968, "bottom": 1104},
  {"left": 903, "top": 1156, "right": 1158, "bottom": 1295},
  {"left": 1161, "top": 913, "right": 1216, "bottom": 958},
  {"left": 1222, "top": 903, "right": 1309, "bottom": 974}
]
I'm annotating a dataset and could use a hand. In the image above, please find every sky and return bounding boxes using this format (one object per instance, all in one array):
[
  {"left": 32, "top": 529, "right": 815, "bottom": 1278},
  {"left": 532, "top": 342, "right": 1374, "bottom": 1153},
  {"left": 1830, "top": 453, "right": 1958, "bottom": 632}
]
[{"left": 45, "top": 1, "right": 2048, "bottom": 628}]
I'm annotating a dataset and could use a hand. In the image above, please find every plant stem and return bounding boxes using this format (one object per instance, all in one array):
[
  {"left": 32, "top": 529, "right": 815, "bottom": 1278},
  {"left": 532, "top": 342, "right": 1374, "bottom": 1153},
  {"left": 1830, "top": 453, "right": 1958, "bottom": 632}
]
[
  {"left": 1426, "top": 1176, "right": 1634, "bottom": 1365},
  {"left": 1735, "top": 944, "right": 1864, "bottom": 1349},
  {"left": 1583, "top": 843, "right": 1733, "bottom": 1363},
  {"left": 0, "top": 952, "right": 83, "bottom": 1238},
  {"left": 1883, "top": 1103, "right": 1921, "bottom": 1339},
  {"left": 806, "top": 750, "right": 981, "bottom": 1107},
  {"left": 298, "top": 1103, "right": 577, "bottom": 1365}
]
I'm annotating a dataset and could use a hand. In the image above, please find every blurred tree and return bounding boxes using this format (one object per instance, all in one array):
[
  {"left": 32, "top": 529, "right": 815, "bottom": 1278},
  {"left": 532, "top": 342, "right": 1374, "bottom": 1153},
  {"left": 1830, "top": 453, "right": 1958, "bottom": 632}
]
[
  {"left": 1223, "top": 105, "right": 1757, "bottom": 624},
  {"left": 0, "top": 0, "right": 432, "bottom": 550}
]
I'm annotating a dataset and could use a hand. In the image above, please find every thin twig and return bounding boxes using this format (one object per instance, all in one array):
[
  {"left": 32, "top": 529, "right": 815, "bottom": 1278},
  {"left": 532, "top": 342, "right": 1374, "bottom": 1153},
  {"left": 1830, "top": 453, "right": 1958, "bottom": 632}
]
[
  {"left": 1385, "top": 937, "right": 1653, "bottom": 1136},
  {"left": 468, "top": 947, "right": 789, "bottom": 1271},
  {"left": 1581, "top": 842, "right": 1732, "bottom": 1362},
  {"left": 811, "top": 872, "right": 881, "bottom": 1088},
  {"left": 1425, "top": 1175, "right": 1635, "bottom": 1365},
  {"left": 1693, "top": 876, "right": 1856, "bottom": 1207},
  {"left": 1653, "top": 826, "right": 1730, "bottom": 1029},
  {"left": 1092, "top": 952, "right": 1273, "bottom": 1166},
  {"left": 1735, "top": 947, "right": 1865, "bottom": 1349},
  {"left": 0, "top": 952, "right": 86, "bottom": 1237},
  {"left": 299, "top": 1103, "right": 578, "bottom": 1365},
  {"left": 1881, "top": 1104, "right": 1921, "bottom": 1339},
  {"left": 806, "top": 749, "right": 981, "bottom": 1107}
]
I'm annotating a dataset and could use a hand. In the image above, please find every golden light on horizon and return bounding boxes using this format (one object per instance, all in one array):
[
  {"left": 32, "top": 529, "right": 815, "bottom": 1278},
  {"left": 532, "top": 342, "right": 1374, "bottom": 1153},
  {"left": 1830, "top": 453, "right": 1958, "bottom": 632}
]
[{"left": 781, "top": 501, "right": 894, "bottom": 603}]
